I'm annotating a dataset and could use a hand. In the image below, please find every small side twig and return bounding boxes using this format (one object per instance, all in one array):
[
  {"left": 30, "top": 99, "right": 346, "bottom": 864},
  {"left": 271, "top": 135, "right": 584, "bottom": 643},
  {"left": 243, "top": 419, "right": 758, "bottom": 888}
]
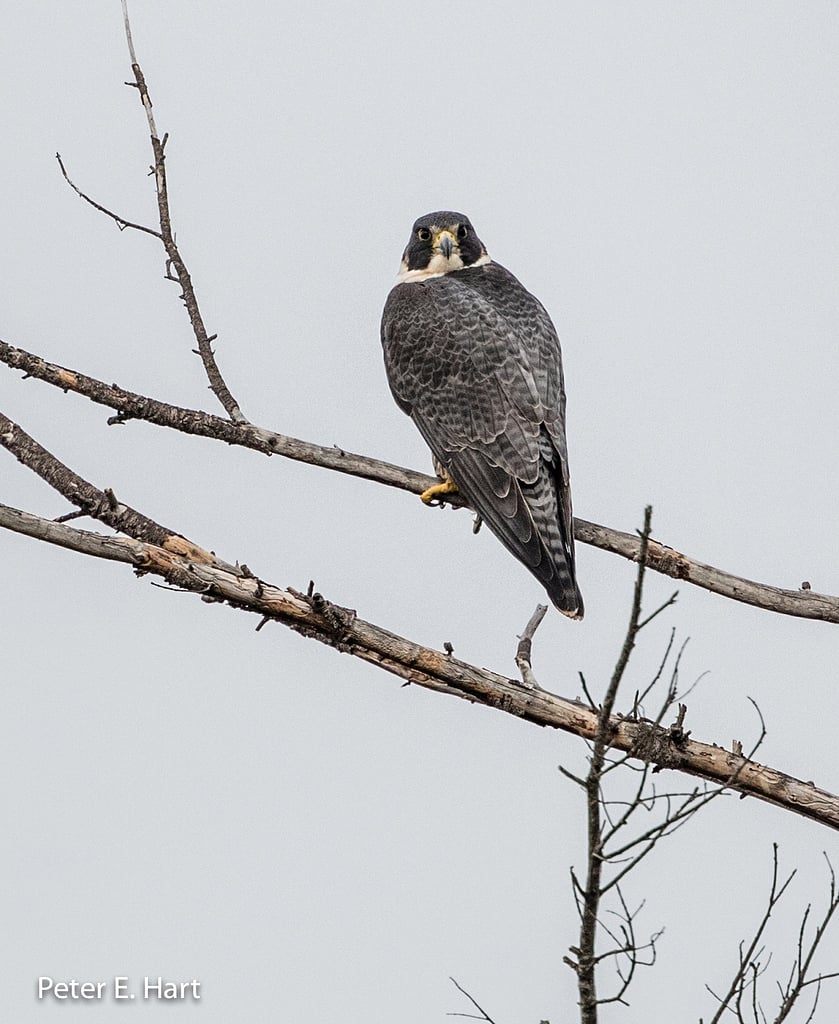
[
  {"left": 55, "top": 153, "right": 161, "bottom": 238},
  {"left": 515, "top": 603, "right": 548, "bottom": 689},
  {"left": 447, "top": 977, "right": 498, "bottom": 1023}
]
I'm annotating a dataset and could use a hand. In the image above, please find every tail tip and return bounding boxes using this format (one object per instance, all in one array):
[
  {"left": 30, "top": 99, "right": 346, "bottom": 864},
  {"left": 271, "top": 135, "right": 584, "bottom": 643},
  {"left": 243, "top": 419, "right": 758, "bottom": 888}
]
[{"left": 550, "top": 583, "right": 584, "bottom": 621}]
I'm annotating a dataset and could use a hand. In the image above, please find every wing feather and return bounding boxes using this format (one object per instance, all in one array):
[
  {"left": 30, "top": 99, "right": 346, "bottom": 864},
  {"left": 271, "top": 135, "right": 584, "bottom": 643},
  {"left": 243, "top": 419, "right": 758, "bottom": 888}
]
[{"left": 381, "top": 261, "right": 582, "bottom": 617}]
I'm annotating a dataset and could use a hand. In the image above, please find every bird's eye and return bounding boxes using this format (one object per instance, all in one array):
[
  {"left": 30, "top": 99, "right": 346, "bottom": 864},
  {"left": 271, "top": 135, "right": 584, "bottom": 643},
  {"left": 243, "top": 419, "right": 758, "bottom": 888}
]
[
  {"left": 417, "top": 227, "right": 432, "bottom": 242},
  {"left": 457, "top": 224, "right": 469, "bottom": 240}
]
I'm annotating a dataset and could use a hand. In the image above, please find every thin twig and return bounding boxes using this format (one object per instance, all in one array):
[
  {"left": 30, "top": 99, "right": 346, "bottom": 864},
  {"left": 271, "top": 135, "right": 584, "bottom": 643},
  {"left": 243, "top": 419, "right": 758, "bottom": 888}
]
[
  {"left": 637, "top": 591, "right": 678, "bottom": 630},
  {"left": 706, "top": 845, "right": 795, "bottom": 1024},
  {"left": 56, "top": 153, "right": 161, "bottom": 238},
  {"left": 773, "top": 854, "right": 839, "bottom": 1023},
  {"left": 447, "top": 978, "right": 498, "bottom": 1024}
]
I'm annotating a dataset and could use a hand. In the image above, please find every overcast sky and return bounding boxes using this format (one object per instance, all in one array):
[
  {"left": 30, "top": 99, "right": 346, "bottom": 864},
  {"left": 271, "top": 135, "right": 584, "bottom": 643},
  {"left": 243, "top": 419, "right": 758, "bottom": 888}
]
[{"left": 2, "top": 2, "right": 839, "bottom": 1021}]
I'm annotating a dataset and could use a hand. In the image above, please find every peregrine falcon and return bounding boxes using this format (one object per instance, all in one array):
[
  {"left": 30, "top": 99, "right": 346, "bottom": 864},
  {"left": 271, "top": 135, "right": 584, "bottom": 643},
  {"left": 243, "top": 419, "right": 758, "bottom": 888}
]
[{"left": 381, "top": 211, "right": 583, "bottom": 619}]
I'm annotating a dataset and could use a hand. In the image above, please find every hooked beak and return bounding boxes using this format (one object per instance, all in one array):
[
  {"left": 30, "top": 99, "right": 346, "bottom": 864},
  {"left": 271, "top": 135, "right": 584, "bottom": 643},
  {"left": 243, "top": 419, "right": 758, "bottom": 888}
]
[{"left": 434, "top": 229, "right": 456, "bottom": 260}]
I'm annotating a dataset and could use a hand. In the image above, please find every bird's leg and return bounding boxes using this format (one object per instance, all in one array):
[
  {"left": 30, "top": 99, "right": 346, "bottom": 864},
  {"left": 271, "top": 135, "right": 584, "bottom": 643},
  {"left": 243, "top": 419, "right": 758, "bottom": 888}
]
[
  {"left": 420, "top": 463, "right": 459, "bottom": 506},
  {"left": 420, "top": 477, "right": 459, "bottom": 505}
]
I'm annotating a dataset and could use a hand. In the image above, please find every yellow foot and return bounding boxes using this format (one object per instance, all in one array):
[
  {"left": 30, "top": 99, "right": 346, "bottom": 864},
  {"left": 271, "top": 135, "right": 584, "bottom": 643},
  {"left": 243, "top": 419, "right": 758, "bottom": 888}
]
[{"left": 420, "top": 477, "right": 459, "bottom": 505}]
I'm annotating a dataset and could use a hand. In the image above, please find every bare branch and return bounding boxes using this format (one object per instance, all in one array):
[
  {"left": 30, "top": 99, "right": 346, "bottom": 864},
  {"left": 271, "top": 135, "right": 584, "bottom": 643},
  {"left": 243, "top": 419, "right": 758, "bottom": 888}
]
[
  {"left": 3, "top": 499, "right": 839, "bottom": 831},
  {"left": 637, "top": 590, "right": 678, "bottom": 630},
  {"left": 2, "top": 338, "right": 837, "bottom": 626},
  {"left": 773, "top": 854, "right": 839, "bottom": 1023},
  {"left": 575, "top": 506, "right": 656, "bottom": 1023},
  {"left": 559, "top": 764, "right": 587, "bottom": 788},
  {"left": 515, "top": 603, "right": 548, "bottom": 689},
  {"left": 0, "top": 337, "right": 432, "bottom": 492},
  {"left": 12, "top": 18, "right": 838, "bottom": 1024},
  {"left": 596, "top": 886, "right": 663, "bottom": 1008},
  {"left": 577, "top": 671, "right": 598, "bottom": 712},
  {"left": 630, "top": 633, "right": 691, "bottom": 719},
  {"left": 565, "top": 512, "right": 777, "bottom": 1021},
  {"left": 599, "top": 787, "right": 719, "bottom": 895},
  {"left": 0, "top": 410, "right": 210, "bottom": 561},
  {"left": 55, "top": 152, "right": 161, "bottom": 237},
  {"left": 57, "top": 0, "right": 240, "bottom": 423},
  {"left": 706, "top": 845, "right": 796, "bottom": 1024},
  {"left": 447, "top": 978, "right": 498, "bottom": 1024}
]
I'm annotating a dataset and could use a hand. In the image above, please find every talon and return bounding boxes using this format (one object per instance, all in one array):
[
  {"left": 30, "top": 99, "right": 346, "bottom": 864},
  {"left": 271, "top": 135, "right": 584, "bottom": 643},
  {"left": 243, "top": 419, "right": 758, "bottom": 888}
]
[{"left": 420, "top": 477, "right": 459, "bottom": 505}]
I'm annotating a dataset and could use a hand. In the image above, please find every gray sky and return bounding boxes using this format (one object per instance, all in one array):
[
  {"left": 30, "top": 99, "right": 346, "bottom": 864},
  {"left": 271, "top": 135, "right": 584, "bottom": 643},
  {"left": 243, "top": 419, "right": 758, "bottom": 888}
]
[{"left": 2, "top": 2, "right": 838, "bottom": 1021}]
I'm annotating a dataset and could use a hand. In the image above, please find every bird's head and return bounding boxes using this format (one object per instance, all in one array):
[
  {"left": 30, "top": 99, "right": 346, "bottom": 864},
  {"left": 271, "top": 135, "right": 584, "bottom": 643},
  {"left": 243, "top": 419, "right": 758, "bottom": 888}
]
[{"left": 396, "top": 211, "right": 491, "bottom": 283}]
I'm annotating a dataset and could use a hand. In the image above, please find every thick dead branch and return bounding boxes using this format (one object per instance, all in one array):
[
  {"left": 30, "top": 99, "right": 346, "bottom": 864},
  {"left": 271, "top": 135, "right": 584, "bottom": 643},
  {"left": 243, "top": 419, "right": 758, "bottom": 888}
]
[
  {"left": 2, "top": 337, "right": 837, "bottom": 626},
  {"left": 0, "top": 337, "right": 430, "bottom": 490},
  {"left": 2, "top": 499, "right": 838, "bottom": 832}
]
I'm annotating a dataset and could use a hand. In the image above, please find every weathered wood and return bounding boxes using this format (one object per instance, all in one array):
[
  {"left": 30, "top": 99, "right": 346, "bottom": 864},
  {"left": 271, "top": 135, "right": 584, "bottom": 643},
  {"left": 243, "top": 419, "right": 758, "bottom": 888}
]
[
  {"left": 2, "top": 338, "right": 837, "bottom": 624},
  {"left": 2, "top": 500, "right": 837, "bottom": 832}
]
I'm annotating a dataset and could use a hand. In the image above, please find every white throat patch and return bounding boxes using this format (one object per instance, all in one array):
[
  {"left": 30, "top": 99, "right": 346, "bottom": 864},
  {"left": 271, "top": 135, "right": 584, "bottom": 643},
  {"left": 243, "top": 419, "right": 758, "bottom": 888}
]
[{"left": 397, "top": 252, "right": 492, "bottom": 283}]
